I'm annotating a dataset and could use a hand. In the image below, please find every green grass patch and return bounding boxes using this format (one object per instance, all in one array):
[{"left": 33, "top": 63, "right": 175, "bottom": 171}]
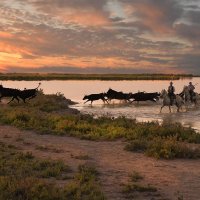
[
  {"left": 125, "top": 136, "right": 200, "bottom": 159},
  {"left": 61, "top": 164, "right": 105, "bottom": 200},
  {"left": 122, "top": 171, "right": 159, "bottom": 199},
  {"left": 0, "top": 142, "right": 105, "bottom": 200},
  {"left": 0, "top": 143, "right": 70, "bottom": 179}
]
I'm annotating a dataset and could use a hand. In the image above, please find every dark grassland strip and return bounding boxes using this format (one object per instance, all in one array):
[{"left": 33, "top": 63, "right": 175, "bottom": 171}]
[
  {"left": 0, "top": 73, "right": 193, "bottom": 80},
  {"left": 0, "top": 142, "right": 105, "bottom": 200},
  {"left": 0, "top": 91, "right": 200, "bottom": 159}
]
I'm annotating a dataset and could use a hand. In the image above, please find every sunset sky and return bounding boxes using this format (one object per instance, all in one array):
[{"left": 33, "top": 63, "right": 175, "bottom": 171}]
[{"left": 0, "top": 0, "right": 200, "bottom": 74}]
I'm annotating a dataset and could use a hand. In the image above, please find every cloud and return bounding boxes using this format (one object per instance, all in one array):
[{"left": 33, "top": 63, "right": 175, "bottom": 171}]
[
  {"left": 0, "top": 0, "right": 200, "bottom": 74},
  {"left": 121, "top": 0, "right": 183, "bottom": 34},
  {"left": 27, "top": 0, "right": 111, "bottom": 26},
  {"left": 175, "top": 23, "right": 200, "bottom": 44}
]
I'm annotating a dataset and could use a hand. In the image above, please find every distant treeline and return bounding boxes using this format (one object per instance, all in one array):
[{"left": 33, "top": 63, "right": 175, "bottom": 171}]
[{"left": 0, "top": 73, "right": 193, "bottom": 81}]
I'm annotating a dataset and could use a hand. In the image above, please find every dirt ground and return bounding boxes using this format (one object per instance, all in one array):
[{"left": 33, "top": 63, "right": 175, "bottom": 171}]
[{"left": 0, "top": 125, "right": 200, "bottom": 200}]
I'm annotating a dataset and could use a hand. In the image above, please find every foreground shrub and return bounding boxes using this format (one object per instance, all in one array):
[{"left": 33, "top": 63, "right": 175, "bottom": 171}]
[
  {"left": 126, "top": 137, "right": 200, "bottom": 159},
  {"left": 64, "top": 165, "right": 105, "bottom": 200},
  {"left": 0, "top": 177, "right": 64, "bottom": 200}
]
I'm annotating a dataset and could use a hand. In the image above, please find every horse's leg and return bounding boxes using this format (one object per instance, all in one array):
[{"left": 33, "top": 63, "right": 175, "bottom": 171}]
[
  {"left": 160, "top": 105, "right": 164, "bottom": 113},
  {"left": 194, "top": 99, "right": 197, "bottom": 107},
  {"left": 169, "top": 106, "right": 171, "bottom": 113}
]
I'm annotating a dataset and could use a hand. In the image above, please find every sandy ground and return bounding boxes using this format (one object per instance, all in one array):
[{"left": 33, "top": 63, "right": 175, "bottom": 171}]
[{"left": 0, "top": 125, "right": 200, "bottom": 200}]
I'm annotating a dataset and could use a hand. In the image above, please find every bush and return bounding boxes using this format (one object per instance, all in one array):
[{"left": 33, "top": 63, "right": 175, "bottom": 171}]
[{"left": 126, "top": 137, "right": 200, "bottom": 159}]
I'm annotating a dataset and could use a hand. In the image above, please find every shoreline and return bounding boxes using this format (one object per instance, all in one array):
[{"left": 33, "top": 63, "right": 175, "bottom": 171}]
[{"left": 0, "top": 73, "right": 194, "bottom": 81}]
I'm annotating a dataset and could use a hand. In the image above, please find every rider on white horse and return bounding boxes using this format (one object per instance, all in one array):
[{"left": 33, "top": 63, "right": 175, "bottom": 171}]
[
  {"left": 188, "top": 82, "right": 195, "bottom": 102},
  {"left": 168, "top": 82, "right": 175, "bottom": 106}
]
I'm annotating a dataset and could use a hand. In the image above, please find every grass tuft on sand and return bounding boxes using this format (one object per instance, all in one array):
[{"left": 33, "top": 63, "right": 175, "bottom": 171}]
[{"left": 0, "top": 142, "right": 105, "bottom": 200}]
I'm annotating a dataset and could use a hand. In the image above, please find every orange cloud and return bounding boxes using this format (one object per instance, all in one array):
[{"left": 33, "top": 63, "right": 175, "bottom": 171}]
[
  {"left": 0, "top": 31, "right": 13, "bottom": 39},
  {"left": 135, "top": 4, "right": 173, "bottom": 34},
  {"left": 58, "top": 10, "right": 110, "bottom": 26},
  {"left": 123, "top": 1, "right": 180, "bottom": 35}
]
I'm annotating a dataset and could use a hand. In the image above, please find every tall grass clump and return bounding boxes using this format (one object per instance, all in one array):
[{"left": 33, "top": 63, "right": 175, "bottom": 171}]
[{"left": 122, "top": 171, "right": 159, "bottom": 199}]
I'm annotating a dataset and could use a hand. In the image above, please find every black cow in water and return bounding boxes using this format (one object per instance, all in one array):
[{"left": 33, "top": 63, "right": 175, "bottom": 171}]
[
  {"left": 18, "top": 83, "right": 41, "bottom": 103},
  {"left": 83, "top": 93, "right": 108, "bottom": 105},
  {"left": 106, "top": 88, "right": 131, "bottom": 102},
  {"left": 0, "top": 85, "right": 20, "bottom": 103},
  {"left": 130, "top": 92, "right": 160, "bottom": 103}
]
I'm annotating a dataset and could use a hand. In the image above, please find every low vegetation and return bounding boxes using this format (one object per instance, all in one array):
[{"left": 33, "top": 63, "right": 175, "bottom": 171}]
[
  {"left": 0, "top": 142, "right": 105, "bottom": 200},
  {"left": 0, "top": 73, "right": 193, "bottom": 81},
  {"left": 125, "top": 136, "right": 200, "bottom": 159},
  {"left": 122, "top": 171, "right": 159, "bottom": 199},
  {"left": 0, "top": 91, "right": 200, "bottom": 159}
]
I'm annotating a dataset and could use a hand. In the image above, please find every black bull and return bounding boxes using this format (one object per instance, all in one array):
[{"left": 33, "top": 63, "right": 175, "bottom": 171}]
[
  {"left": 130, "top": 92, "right": 160, "bottom": 103},
  {"left": 106, "top": 89, "right": 160, "bottom": 103},
  {"left": 106, "top": 89, "right": 131, "bottom": 101},
  {"left": 83, "top": 93, "right": 108, "bottom": 104},
  {"left": 0, "top": 83, "right": 41, "bottom": 103}
]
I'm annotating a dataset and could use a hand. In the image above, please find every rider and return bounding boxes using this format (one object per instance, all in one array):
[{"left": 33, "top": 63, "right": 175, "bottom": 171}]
[
  {"left": 168, "top": 81, "right": 175, "bottom": 105},
  {"left": 188, "top": 82, "right": 195, "bottom": 102}
]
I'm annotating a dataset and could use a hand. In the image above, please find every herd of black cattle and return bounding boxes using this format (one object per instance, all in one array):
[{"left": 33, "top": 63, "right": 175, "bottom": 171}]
[
  {"left": 0, "top": 83, "right": 41, "bottom": 104},
  {"left": 0, "top": 84, "right": 160, "bottom": 105},
  {"left": 83, "top": 88, "right": 160, "bottom": 104}
]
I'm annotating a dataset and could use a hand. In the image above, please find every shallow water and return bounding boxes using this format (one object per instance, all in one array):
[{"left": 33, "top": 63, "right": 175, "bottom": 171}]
[{"left": 1, "top": 77, "right": 200, "bottom": 132}]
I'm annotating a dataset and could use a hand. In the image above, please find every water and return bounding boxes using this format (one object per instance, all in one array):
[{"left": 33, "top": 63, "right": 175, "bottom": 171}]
[{"left": 1, "top": 77, "right": 200, "bottom": 132}]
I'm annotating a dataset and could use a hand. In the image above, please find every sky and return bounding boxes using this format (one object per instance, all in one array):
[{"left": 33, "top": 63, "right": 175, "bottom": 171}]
[{"left": 0, "top": 0, "right": 200, "bottom": 74}]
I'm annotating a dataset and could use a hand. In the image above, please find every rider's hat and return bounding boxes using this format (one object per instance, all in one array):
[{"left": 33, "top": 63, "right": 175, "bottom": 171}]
[
  {"left": 170, "top": 81, "right": 173, "bottom": 84},
  {"left": 189, "top": 81, "right": 192, "bottom": 84}
]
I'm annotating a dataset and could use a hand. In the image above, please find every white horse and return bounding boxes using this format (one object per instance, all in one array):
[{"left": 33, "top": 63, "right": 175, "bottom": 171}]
[
  {"left": 160, "top": 89, "right": 184, "bottom": 113},
  {"left": 182, "top": 86, "right": 200, "bottom": 106}
]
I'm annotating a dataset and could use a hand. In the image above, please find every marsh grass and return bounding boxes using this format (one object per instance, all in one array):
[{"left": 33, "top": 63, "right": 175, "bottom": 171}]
[
  {"left": 0, "top": 92, "right": 200, "bottom": 159},
  {"left": 0, "top": 73, "right": 193, "bottom": 81},
  {"left": 0, "top": 143, "right": 105, "bottom": 200}
]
